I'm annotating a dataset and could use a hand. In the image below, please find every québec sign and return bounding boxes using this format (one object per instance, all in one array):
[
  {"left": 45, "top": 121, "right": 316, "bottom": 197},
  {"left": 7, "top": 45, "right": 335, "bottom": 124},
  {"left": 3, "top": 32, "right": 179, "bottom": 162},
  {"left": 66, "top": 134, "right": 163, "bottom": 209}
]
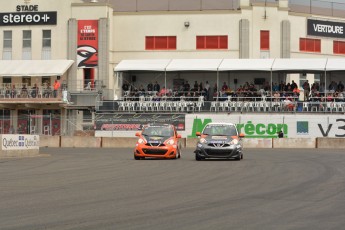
[
  {"left": 0, "top": 5, "right": 57, "bottom": 26},
  {"left": 307, "top": 19, "right": 345, "bottom": 39}
]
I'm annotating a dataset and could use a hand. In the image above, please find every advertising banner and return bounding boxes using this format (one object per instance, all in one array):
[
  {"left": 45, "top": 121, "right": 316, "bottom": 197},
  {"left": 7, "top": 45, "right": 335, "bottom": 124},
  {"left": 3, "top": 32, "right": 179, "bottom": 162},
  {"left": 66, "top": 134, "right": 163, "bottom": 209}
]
[
  {"left": 96, "top": 114, "right": 345, "bottom": 138},
  {"left": 1, "top": 135, "right": 39, "bottom": 150},
  {"left": 307, "top": 18, "right": 345, "bottom": 39},
  {"left": 95, "top": 113, "right": 185, "bottom": 131},
  {"left": 77, "top": 20, "right": 98, "bottom": 68}
]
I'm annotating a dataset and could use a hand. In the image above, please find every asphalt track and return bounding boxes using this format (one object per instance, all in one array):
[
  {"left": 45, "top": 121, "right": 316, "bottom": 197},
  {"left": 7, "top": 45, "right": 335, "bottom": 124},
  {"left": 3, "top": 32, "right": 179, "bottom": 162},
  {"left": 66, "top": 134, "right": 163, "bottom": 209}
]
[{"left": 1, "top": 148, "right": 345, "bottom": 230}]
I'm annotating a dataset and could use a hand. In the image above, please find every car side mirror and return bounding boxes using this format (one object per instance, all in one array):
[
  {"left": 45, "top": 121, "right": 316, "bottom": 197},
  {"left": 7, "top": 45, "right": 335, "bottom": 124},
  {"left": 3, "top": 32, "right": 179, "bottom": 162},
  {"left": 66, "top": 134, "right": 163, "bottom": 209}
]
[
  {"left": 135, "top": 132, "right": 140, "bottom": 137},
  {"left": 239, "top": 133, "right": 245, "bottom": 138},
  {"left": 196, "top": 132, "right": 201, "bottom": 136}
]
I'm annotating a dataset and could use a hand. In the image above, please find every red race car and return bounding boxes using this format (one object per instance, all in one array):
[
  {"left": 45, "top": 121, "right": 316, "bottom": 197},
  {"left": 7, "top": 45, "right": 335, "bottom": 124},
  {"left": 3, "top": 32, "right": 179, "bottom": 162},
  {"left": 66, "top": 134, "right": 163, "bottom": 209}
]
[{"left": 134, "top": 124, "right": 182, "bottom": 160}]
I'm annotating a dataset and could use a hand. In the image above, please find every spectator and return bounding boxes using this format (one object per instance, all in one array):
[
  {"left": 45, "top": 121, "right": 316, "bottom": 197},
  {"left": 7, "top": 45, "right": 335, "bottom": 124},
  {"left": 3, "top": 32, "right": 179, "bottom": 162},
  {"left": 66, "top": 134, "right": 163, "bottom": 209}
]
[
  {"left": 303, "top": 80, "right": 310, "bottom": 101},
  {"left": 271, "top": 83, "right": 278, "bottom": 92},
  {"left": 122, "top": 82, "right": 129, "bottom": 91},
  {"left": 277, "top": 130, "right": 284, "bottom": 138},
  {"left": 43, "top": 83, "right": 52, "bottom": 98},
  {"left": 204, "top": 81, "right": 210, "bottom": 100},
  {"left": 183, "top": 81, "right": 190, "bottom": 92},
  {"left": 221, "top": 82, "right": 228, "bottom": 91},
  {"left": 21, "top": 84, "right": 28, "bottom": 98},
  {"left": 10, "top": 85, "right": 17, "bottom": 98},
  {"left": 53, "top": 79, "right": 60, "bottom": 98},
  {"left": 153, "top": 81, "right": 160, "bottom": 92},
  {"left": 147, "top": 82, "right": 153, "bottom": 91},
  {"left": 338, "top": 81, "right": 344, "bottom": 92},
  {"left": 291, "top": 80, "right": 297, "bottom": 90},
  {"left": 31, "top": 83, "right": 39, "bottom": 98},
  {"left": 193, "top": 81, "right": 198, "bottom": 91}
]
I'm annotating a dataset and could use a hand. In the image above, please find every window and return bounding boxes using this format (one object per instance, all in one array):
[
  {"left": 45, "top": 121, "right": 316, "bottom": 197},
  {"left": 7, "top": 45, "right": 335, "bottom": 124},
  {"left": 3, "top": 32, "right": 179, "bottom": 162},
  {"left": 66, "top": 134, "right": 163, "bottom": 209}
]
[
  {"left": 3, "top": 31, "right": 12, "bottom": 60},
  {"left": 300, "top": 38, "right": 321, "bottom": 53},
  {"left": 23, "top": 30, "right": 31, "bottom": 48},
  {"left": 23, "top": 30, "right": 32, "bottom": 59},
  {"left": 2, "top": 77, "right": 11, "bottom": 85},
  {"left": 22, "top": 77, "right": 31, "bottom": 87},
  {"left": 42, "top": 30, "right": 51, "bottom": 48},
  {"left": 3, "top": 31, "right": 12, "bottom": 49},
  {"left": 260, "top": 30, "right": 269, "bottom": 50},
  {"left": 42, "top": 30, "right": 51, "bottom": 59},
  {"left": 333, "top": 40, "right": 345, "bottom": 54},
  {"left": 196, "top": 36, "right": 228, "bottom": 49},
  {"left": 83, "top": 110, "right": 92, "bottom": 122},
  {"left": 145, "top": 36, "right": 176, "bottom": 50}
]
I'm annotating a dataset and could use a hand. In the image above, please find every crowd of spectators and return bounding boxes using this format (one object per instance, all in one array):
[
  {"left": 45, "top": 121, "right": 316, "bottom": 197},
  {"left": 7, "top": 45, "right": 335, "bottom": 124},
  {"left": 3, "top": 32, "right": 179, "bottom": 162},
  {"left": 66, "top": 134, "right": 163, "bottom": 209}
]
[{"left": 121, "top": 79, "right": 345, "bottom": 104}]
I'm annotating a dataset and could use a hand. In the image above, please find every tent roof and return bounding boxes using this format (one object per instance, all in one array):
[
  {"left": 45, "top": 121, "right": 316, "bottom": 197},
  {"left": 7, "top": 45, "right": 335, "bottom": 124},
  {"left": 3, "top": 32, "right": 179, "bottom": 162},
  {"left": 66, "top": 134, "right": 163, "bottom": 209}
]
[
  {"left": 114, "top": 58, "right": 345, "bottom": 72},
  {"left": 165, "top": 59, "right": 223, "bottom": 71},
  {"left": 218, "top": 59, "right": 275, "bottom": 71},
  {"left": 271, "top": 58, "right": 327, "bottom": 72},
  {"left": 0, "top": 60, "right": 74, "bottom": 77},
  {"left": 325, "top": 59, "right": 345, "bottom": 71},
  {"left": 114, "top": 59, "right": 171, "bottom": 71}
]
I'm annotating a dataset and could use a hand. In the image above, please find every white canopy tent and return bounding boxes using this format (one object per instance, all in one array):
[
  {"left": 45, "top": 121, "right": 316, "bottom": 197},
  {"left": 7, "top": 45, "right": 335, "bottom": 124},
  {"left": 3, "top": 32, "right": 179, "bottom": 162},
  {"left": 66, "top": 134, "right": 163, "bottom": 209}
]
[
  {"left": 0, "top": 60, "right": 74, "bottom": 76},
  {"left": 114, "top": 58, "right": 345, "bottom": 97}
]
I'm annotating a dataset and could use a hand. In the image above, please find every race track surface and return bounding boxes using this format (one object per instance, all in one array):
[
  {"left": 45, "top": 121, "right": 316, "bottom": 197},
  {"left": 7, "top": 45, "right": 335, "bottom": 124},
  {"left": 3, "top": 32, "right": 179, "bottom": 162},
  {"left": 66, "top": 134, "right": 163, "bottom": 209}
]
[{"left": 1, "top": 148, "right": 345, "bottom": 230}]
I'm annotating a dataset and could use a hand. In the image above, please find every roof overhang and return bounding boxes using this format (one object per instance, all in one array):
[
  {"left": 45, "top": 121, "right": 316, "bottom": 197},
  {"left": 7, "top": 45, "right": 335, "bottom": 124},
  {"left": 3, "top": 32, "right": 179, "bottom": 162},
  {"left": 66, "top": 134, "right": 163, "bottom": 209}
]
[{"left": 0, "top": 60, "right": 74, "bottom": 77}]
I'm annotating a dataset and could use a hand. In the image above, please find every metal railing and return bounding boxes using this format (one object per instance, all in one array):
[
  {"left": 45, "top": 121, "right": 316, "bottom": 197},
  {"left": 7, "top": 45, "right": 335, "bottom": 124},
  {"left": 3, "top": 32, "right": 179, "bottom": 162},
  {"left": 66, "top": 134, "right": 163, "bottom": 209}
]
[{"left": 96, "top": 96, "right": 345, "bottom": 113}]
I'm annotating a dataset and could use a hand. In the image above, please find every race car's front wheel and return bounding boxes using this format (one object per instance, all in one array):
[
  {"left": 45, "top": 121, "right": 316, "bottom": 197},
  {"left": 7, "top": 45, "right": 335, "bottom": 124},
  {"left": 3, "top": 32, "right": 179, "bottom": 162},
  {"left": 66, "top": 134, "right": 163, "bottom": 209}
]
[
  {"left": 134, "top": 155, "right": 143, "bottom": 160},
  {"left": 195, "top": 154, "right": 203, "bottom": 161}
]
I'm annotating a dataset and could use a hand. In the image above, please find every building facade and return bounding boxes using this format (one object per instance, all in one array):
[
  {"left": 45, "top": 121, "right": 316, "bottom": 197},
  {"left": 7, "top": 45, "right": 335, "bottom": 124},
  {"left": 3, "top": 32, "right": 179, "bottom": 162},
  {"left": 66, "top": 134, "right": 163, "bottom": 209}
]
[{"left": 0, "top": 0, "right": 345, "bottom": 135}]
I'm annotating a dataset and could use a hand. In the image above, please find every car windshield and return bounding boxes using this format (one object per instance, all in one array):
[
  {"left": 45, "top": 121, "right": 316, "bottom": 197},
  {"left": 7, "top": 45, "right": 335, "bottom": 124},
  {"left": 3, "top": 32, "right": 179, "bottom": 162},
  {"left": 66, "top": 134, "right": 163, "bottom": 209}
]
[
  {"left": 202, "top": 124, "right": 237, "bottom": 136},
  {"left": 142, "top": 126, "right": 174, "bottom": 137}
]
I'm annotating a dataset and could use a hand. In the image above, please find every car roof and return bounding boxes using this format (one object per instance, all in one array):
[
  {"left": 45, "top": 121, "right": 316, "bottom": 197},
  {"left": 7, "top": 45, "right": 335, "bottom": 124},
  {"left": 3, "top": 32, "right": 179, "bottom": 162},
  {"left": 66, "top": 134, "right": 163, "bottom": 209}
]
[
  {"left": 205, "top": 122, "right": 236, "bottom": 126},
  {"left": 144, "top": 123, "right": 174, "bottom": 128}
]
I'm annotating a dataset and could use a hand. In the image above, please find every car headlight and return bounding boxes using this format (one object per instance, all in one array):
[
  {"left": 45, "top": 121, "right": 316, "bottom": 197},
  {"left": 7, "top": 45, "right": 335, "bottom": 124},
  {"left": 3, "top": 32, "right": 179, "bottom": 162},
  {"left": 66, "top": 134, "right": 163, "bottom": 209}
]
[
  {"left": 200, "top": 138, "right": 207, "bottom": 144},
  {"left": 165, "top": 138, "right": 175, "bottom": 145},
  {"left": 138, "top": 138, "right": 146, "bottom": 144},
  {"left": 230, "top": 139, "right": 239, "bottom": 145}
]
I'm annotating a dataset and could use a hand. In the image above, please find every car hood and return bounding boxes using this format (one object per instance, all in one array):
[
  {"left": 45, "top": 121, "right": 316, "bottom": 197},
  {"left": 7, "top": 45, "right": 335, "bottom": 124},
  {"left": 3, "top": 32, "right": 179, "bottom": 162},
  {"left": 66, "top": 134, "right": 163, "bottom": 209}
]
[
  {"left": 143, "top": 135, "right": 171, "bottom": 144},
  {"left": 203, "top": 135, "right": 237, "bottom": 143}
]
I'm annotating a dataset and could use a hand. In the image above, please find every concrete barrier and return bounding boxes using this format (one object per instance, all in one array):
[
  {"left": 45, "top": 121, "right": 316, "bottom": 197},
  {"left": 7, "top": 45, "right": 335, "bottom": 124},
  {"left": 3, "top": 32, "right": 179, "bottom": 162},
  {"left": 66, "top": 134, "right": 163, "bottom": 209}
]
[
  {"left": 102, "top": 137, "right": 137, "bottom": 148},
  {"left": 39, "top": 136, "right": 60, "bottom": 148},
  {"left": 243, "top": 138, "right": 272, "bottom": 148},
  {"left": 317, "top": 138, "right": 345, "bottom": 149},
  {"left": 0, "top": 134, "right": 40, "bottom": 158},
  {"left": 61, "top": 136, "right": 101, "bottom": 148},
  {"left": 273, "top": 138, "right": 316, "bottom": 148}
]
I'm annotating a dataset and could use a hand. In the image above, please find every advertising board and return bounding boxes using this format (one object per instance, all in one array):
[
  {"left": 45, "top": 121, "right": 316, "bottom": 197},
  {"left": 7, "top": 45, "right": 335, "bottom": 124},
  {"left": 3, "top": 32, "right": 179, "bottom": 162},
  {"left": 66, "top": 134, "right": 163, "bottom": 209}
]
[{"left": 1, "top": 135, "right": 40, "bottom": 150}]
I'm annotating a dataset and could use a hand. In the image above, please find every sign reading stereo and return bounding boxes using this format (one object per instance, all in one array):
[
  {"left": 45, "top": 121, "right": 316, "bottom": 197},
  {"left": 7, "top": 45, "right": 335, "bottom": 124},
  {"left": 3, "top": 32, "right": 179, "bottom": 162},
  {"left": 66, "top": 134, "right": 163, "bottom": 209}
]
[
  {"left": 307, "top": 19, "right": 345, "bottom": 39},
  {"left": 0, "top": 12, "right": 57, "bottom": 26}
]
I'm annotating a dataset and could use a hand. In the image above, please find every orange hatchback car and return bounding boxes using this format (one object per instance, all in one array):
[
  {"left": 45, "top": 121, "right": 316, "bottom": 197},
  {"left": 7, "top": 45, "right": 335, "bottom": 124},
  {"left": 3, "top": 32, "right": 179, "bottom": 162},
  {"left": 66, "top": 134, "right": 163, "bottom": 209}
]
[{"left": 134, "top": 124, "right": 182, "bottom": 160}]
